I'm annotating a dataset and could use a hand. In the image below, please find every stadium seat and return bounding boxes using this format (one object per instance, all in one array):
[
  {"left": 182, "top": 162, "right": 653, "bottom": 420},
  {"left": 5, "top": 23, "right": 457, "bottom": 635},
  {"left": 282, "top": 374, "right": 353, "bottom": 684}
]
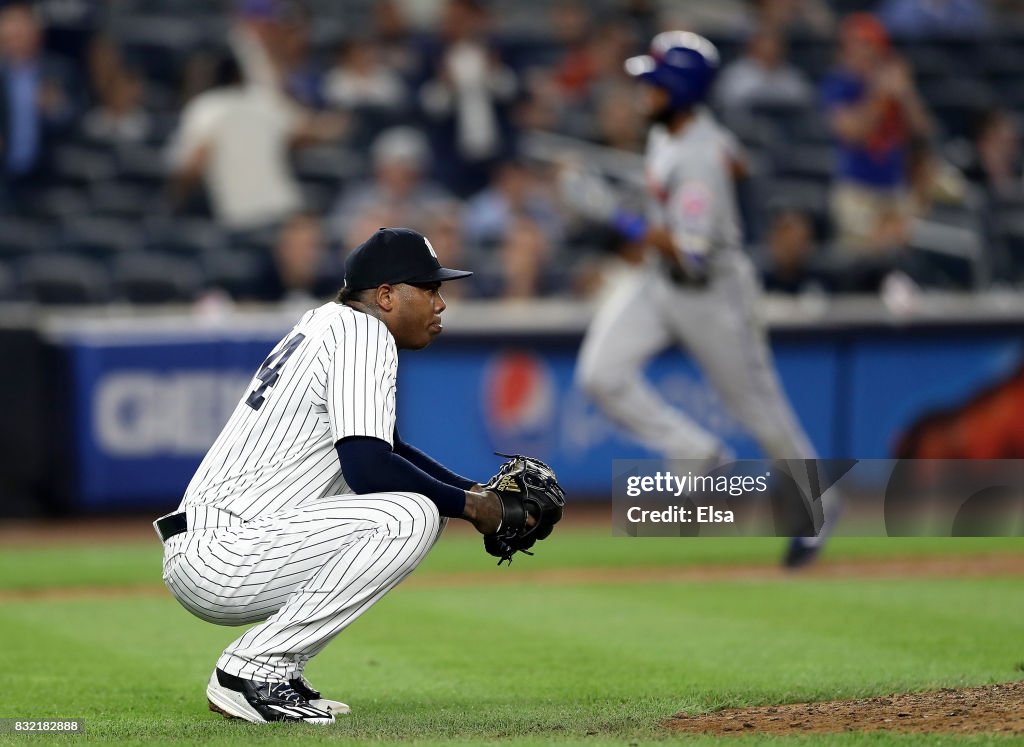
[
  {"left": 125, "top": 0, "right": 219, "bottom": 13},
  {"left": 17, "top": 254, "right": 111, "bottom": 305},
  {"left": 503, "top": 37, "right": 564, "bottom": 69},
  {"left": 786, "top": 37, "right": 834, "bottom": 78},
  {"left": 0, "top": 262, "right": 14, "bottom": 301},
  {"left": 59, "top": 216, "right": 146, "bottom": 262},
  {"left": 142, "top": 80, "right": 177, "bottom": 113},
  {"left": 115, "top": 143, "right": 169, "bottom": 188},
  {"left": 0, "top": 218, "right": 56, "bottom": 261},
  {"left": 896, "top": 43, "right": 960, "bottom": 77},
  {"left": 789, "top": 112, "right": 833, "bottom": 146},
  {"left": 294, "top": 145, "right": 366, "bottom": 191},
  {"left": 906, "top": 219, "right": 983, "bottom": 289},
  {"left": 228, "top": 224, "right": 279, "bottom": 256},
  {"left": 202, "top": 249, "right": 263, "bottom": 300},
  {"left": 88, "top": 181, "right": 158, "bottom": 220},
  {"left": 1001, "top": 29, "right": 1024, "bottom": 56},
  {"left": 757, "top": 177, "right": 832, "bottom": 241},
  {"left": 727, "top": 103, "right": 833, "bottom": 151},
  {"left": 144, "top": 218, "right": 226, "bottom": 258},
  {"left": 750, "top": 102, "right": 818, "bottom": 141},
  {"left": 918, "top": 78, "right": 996, "bottom": 138},
  {"left": 770, "top": 144, "right": 834, "bottom": 185},
  {"left": 29, "top": 186, "right": 92, "bottom": 221},
  {"left": 718, "top": 109, "right": 781, "bottom": 151},
  {"left": 978, "top": 42, "right": 1024, "bottom": 78},
  {"left": 307, "top": 16, "right": 346, "bottom": 54},
  {"left": 110, "top": 16, "right": 205, "bottom": 86},
  {"left": 111, "top": 252, "right": 203, "bottom": 304},
  {"left": 143, "top": 112, "right": 180, "bottom": 146},
  {"left": 51, "top": 145, "right": 118, "bottom": 185},
  {"left": 993, "top": 210, "right": 1024, "bottom": 282},
  {"left": 346, "top": 107, "right": 418, "bottom": 150},
  {"left": 986, "top": 77, "right": 1024, "bottom": 110},
  {"left": 301, "top": 183, "right": 336, "bottom": 215}
]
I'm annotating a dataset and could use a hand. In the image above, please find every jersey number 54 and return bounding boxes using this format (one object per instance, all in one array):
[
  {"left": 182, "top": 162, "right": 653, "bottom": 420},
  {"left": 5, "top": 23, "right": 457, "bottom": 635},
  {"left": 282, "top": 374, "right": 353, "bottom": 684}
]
[{"left": 245, "top": 333, "right": 306, "bottom": 411}]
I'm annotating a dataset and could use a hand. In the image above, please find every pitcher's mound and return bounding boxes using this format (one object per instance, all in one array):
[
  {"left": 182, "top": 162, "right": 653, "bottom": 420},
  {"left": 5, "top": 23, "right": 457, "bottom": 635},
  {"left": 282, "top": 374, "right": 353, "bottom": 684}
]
[{"left": 666, "top": 680, "right": 1024, "bottom": 736}]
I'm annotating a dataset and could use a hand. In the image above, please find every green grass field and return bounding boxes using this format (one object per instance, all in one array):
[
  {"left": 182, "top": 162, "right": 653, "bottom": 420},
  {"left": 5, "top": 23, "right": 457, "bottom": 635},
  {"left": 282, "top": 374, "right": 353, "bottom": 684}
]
[{"left": 0, "top": 525, "right": 1022, "bottom": 745}]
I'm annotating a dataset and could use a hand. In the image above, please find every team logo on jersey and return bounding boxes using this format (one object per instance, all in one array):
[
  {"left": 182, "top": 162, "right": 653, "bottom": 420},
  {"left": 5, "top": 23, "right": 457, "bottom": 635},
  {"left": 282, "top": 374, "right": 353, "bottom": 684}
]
[
  {"left": 679, "top": 182, "right": 711, "bottom": 219},
  {"left": 423, "top": 237, "right": 438, "bottom": 258}
]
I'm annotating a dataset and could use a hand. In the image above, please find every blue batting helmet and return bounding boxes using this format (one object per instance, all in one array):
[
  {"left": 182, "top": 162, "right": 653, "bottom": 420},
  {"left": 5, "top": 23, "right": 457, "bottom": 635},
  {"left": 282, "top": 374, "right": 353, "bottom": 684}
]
[{"left": 624, "top": 31, "right": 720, "bottom": 110}]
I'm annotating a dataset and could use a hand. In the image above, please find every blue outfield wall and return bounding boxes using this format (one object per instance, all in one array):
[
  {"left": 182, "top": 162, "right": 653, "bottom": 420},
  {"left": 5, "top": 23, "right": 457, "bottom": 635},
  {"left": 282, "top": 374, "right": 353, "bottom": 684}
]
[
  {"left": 396, "top": 337, "right": 839, "bottom": 493},
  {"left": 57, "top": 326, "right": 1024, "bottom": 510}
]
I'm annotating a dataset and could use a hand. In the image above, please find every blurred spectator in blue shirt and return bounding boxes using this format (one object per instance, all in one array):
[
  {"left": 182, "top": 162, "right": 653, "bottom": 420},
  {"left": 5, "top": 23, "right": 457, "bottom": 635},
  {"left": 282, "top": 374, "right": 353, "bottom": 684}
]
[
  {"left": 0, "top": 3, "right": 76, "bottom": 194},
  {"left": 463, "top": 160, "right": 563, "bottom": 251},
  {"left": 821, "top": 13, "right": 932, "bottom": 251},
  {"left": 878, "top": 0, "right": 988, "bottom": 37}
]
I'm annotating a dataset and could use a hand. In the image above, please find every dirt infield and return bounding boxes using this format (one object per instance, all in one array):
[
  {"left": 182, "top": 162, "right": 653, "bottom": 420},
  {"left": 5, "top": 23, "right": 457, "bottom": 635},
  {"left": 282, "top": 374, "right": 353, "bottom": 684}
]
[{"left": 667, "top": 680, "right": 1024, "bottom": 736}]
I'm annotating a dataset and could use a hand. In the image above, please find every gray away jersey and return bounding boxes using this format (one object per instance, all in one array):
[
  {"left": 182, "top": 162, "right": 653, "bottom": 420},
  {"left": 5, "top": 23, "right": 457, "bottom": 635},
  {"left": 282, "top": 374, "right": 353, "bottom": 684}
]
[
  {"left": 179, "top": 302, "right": 398, "bottom": 522},
  {"left": 645, "top": 107, "right": 744, "bottom": 272}
]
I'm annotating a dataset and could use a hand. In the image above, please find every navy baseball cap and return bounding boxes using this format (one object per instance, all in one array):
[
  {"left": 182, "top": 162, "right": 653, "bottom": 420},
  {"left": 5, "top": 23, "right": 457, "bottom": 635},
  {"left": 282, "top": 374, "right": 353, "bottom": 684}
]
[{"left": 343, "top": 227, "right": 473, "bottom": 291}]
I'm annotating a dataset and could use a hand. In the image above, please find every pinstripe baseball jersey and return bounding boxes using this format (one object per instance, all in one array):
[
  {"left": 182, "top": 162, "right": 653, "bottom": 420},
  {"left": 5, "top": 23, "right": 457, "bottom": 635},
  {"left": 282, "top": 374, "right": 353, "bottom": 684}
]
[
  {"left": 645, "top": 107, "right": 743, "bottom": 270},
  {"left": 178, "top": 302, "right": 397, "bottom": 523}
]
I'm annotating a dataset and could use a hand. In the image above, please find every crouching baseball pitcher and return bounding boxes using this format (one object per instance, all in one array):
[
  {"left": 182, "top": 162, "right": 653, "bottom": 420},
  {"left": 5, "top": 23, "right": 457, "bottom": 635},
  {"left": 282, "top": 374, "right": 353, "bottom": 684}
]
[{"left": 153, "top": 227, "right": 565, "bottom": 725}]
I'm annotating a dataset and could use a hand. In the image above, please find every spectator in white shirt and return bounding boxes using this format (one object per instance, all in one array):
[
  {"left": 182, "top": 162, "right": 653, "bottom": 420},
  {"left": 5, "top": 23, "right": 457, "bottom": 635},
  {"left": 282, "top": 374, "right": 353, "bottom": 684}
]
[
  {"left": 167, "top": 57, "right": 303, "bottom": 232},
  {"left": 167, "top": 55, "right": 344, "bottom": 232}
]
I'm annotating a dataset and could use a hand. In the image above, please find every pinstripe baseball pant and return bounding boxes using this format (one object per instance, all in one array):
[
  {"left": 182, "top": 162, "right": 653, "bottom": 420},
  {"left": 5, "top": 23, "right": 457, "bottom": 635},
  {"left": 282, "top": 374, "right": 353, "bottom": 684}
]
[{"left": 160, "top": 491, "right": 444, "bottom": 681}]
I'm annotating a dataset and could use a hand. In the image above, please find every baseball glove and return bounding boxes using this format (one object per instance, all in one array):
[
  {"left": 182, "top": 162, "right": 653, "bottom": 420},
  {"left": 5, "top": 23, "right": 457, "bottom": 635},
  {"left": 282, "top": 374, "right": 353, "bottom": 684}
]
[{"left": 482, "top": 454, "right": 566, "bottom": 565}]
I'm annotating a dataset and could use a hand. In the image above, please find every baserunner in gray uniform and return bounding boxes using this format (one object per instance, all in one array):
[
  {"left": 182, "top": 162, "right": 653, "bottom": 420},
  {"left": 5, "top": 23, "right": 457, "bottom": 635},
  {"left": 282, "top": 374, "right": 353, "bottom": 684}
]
[{"left": 574, "top": 31, "right": 832, "bottom": 567}]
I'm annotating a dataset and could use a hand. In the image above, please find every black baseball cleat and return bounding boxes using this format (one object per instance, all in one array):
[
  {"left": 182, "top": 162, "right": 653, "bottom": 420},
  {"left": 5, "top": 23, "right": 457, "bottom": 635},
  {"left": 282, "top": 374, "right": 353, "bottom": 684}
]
[
  {"left": 783, "top": 537, "right": 822, "bottom": 569},
  {"left": 782, "top": 489, "right": 843, "bottom": 570},
  {"left": 206, "top": 668, "right": 335, "bottom": 724},
  {"left": 289, "top": 674, "right": 351, "bottom": 715}
]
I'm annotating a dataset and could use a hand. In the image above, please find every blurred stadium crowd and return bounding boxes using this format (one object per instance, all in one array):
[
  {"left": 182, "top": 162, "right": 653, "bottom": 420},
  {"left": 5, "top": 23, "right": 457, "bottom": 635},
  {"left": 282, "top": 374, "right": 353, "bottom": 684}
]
[{"left": 3, "top": 0, "right": 1024, "bottom": 305}]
